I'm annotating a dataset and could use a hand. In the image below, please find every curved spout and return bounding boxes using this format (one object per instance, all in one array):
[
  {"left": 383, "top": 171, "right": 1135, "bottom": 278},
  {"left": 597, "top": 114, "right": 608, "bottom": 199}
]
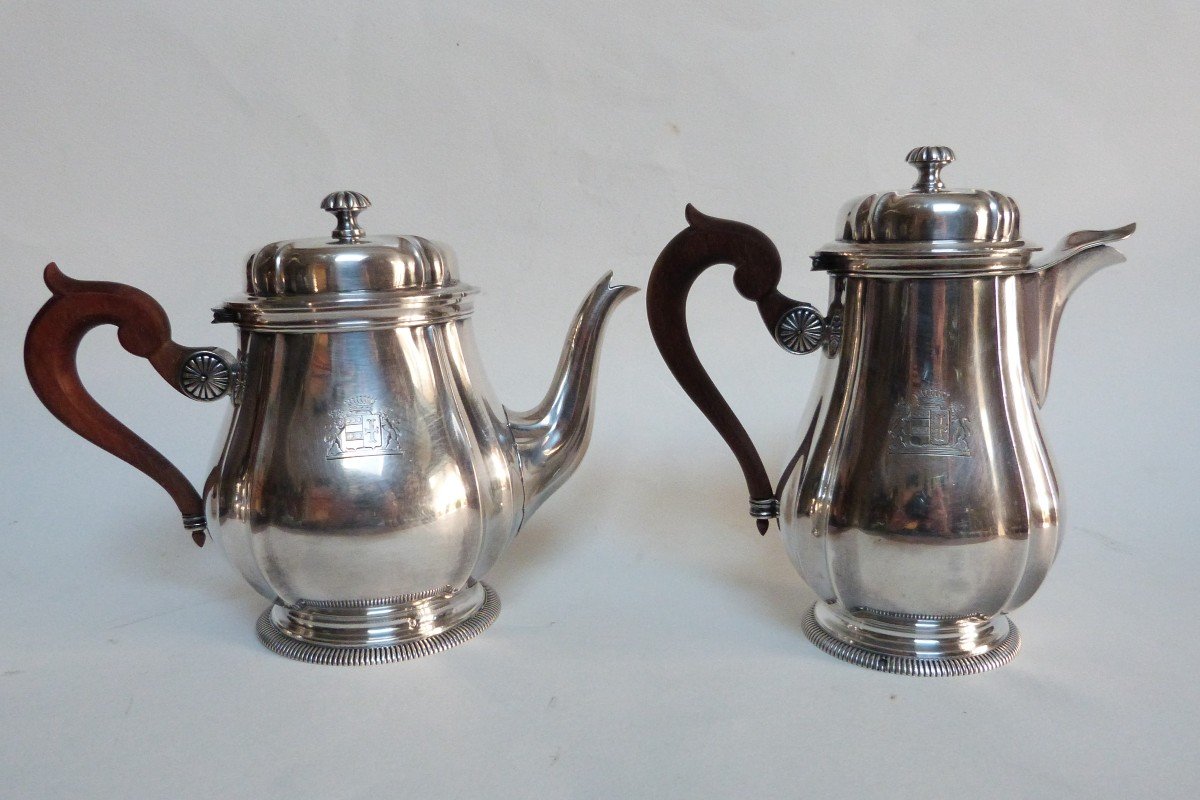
[
  {"left": 507, "top": 273, "right": 637, "bottom": 524},
  {"left": 1022, "top": 223, "right": 1135, "bottom": 406}
]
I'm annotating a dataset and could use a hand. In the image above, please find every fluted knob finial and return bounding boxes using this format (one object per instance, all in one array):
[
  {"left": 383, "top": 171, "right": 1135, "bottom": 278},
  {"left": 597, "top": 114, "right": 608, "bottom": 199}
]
[
  {"left": 321, "top": 190, "right": 371, "bottom": 242},
  {"left": 906, "top": 146, "right": 956, "bottom": 193}
]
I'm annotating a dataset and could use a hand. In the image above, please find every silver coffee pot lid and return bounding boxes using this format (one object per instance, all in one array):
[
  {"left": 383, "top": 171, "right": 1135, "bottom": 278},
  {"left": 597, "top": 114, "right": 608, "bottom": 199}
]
[
  {"left": 814, "top": 147, "right": 1038, "bottom": 275},
  {"left": 218, "top": 191, "right": 477, "bottom": 332}
]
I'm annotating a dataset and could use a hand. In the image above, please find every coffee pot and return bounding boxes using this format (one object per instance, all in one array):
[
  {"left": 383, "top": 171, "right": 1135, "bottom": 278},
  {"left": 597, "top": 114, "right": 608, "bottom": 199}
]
[
  {"left": 647, "top": 147, "right": 1134, "bottom": 676},
  {"left": 26, "top": 191, "right": 635, "bottom": 665}
]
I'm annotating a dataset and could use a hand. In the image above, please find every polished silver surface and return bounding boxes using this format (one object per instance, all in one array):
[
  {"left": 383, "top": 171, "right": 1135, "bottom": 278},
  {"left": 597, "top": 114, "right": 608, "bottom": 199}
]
[
  {"left": 905, "top": 145, "right": 956, "bottom": 192},
  {"left": 782, "top": 273, "right": 1059, "bottom": 622},
  {"left": 216, "top": 288, "right": 478, "bottom": 332},
  {"left": 838, "top": 145, "right": 1021, "bottom": 246},
  {"left": 238, "top": 192, "right": 461, "bottom": 300},
  {"left": 202, "top": 188, "right": 633, "bottom": 659},
  {"left": 654, "top": 148, "right": 1135, "bottom": 675},
  {"left": 1023, "top": 222, "right": 1138, "bottom": 406},
  {"left": 772, "top": 303, "right": 827, "bottom": 354},
  {"left": 176, "top": 349, "right": 235, "bottom": 401},
  {"left": 508, "top": 273, "right": 638, "bottom": 519},
  {"left": 748, "top": 497, "right": 779, "bottom": 519},
  {"left": 779, "top": 252, "right": 1129, "bottom": 673},
  {"left": 238, "top": 232, "right": 461, "bottom": 296},
  {"left": 802, "top": 603, "right": 1021, "bottom": 677},
  {"left": 257, "top": 582, "right": 501, "bottom": 665},
  {"left": 210, "top": 311, "right": 517, "bottom": 607},
  {"left": 120, "top": 191, "right": 634, "bottom": 662},
  {"left": 321, "top": 189, "right": 371, "bottom": 242},
  {"left": 777, "top": 148, "right": 1135, "bottom": 673},
  {"left": 815, "top": 146, "right": 1033, "bottom": 274}
]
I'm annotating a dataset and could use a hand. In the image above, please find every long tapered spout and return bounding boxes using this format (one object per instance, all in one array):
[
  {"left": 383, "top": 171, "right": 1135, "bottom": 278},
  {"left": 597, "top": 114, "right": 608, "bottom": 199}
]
[
  {"left": 1022, "top": 223, "right": 1135, "bottom": 406},
  {"left": 507, "top": 272, "right": 637, "bottom": 523}
]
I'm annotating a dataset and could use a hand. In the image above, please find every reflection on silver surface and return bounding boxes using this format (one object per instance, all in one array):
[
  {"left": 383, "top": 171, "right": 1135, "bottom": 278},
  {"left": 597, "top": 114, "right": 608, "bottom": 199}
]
[
  {"left": 1022, "top": 223, "right": 1137, "bottom": 406},
  {"left": 209, "top": 265, "right": 633, "bottom": 662},
  {"left": 256, "top": 582, "right": 502, "bottom": 665},
  {"left": 35, "top": 191, "right": 637, "bottom": 664},
  {"left": 781, "top": 273, "right": 1066, "bottom": 655},
  {"left": 802, "top": 603, "right": 1022, "bottom": 677},
  {"left": 650, "top": 148, "right": 1135, "bottom": 675},
  {"left": 784, "top": 152, "right": 1136, "bottom": 673},
  {"left": 508, "top": 274, "right": 639, "bottom": 520}
]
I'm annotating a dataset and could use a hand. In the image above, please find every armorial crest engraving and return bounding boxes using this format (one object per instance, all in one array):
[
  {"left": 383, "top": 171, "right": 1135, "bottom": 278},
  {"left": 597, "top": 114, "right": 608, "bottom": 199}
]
[
  {"left": 889, "top": 386, "right": 971, "bottom": 457},
  {"left": 325, "top": 394, "right": 404, "bottom": 460}
]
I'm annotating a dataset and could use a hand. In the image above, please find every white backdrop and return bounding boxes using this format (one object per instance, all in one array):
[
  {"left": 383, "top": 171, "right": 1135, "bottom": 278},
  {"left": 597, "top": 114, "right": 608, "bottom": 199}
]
[{"left": 2, "top": 2, "right": 1197, "bottom": 797}]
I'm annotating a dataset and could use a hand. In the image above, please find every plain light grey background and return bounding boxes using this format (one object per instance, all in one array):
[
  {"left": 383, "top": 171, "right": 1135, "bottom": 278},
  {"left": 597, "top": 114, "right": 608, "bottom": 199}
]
[{"left": 1, "top": 2, "right": 1197, "bottom": 797}]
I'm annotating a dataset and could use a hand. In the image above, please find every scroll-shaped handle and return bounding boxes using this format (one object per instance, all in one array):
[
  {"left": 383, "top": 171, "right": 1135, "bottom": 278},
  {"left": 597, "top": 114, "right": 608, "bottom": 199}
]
[
  {"left": 646, "top": 206, "right": 827, "bottom": 534},
  {"left": 24, "top": 264, "right": 235, "bottom": 546}
]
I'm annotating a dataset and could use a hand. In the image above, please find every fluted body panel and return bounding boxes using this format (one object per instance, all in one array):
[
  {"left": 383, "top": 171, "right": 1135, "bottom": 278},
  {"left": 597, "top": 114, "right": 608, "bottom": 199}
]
[
  {"left": 209, "top": 319, "right": 522, "bottom": 607},
  {"left": 780, "top": 275, "right": 1060, "bottom": 620},
  {"left": 645, "top": 149, "right": 1133, "bottom": 674}
]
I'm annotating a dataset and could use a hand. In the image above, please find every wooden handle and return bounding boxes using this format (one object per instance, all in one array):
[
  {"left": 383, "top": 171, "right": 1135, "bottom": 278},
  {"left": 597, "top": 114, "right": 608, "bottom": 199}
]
[
  {"left": 646, "top": 206, "right": 805, "bottom": 534},
  {"left": 24, "top": 263, "right": 228, "bottom": 546}
]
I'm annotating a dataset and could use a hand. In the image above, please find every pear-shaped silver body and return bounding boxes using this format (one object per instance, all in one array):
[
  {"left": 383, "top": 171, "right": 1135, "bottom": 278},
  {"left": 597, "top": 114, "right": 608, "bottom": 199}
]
[
  {"left": 25, "top": 191, "right": 634, "bottom": 665},
  {"left": 215, "top": 276, "right": 632, "bottom": 663},
  {"left": 784, "top": 240, "right": 1129, "bottom": 675},
  {"left": 646, "top": 148, "right": 1134, "bottom": 676},
  {"left": 212, "top": 195, "right": 634, "bottom": 663}
]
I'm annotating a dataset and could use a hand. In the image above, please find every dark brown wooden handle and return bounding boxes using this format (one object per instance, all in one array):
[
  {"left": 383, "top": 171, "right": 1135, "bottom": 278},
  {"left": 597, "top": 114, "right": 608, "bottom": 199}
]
[
  {"left": 24, "top": 263, "right": 228, "bottom": 547},
  {"left": 647, "top": 206, "right": 806, "bottom": 534}
]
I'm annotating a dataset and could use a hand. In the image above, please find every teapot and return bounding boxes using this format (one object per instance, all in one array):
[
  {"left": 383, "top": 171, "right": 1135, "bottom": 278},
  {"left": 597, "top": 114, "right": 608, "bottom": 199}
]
[
  {"left": 25, "top": 191, "right": 636, "bottom": 665},
  {"left": 646, "top": 147, "right": 1134, "bottom": 676}
]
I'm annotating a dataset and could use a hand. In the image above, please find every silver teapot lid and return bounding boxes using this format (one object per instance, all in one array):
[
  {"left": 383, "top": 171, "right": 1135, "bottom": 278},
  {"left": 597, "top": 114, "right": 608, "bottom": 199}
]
[
  {"left": 219, "top": 191, "right": 477, "bottom": 332},
  {"left": 244, "top": 191, "right": 461, "bottom": 296},
  {"left": 813, "top": 147, "right": 1038, "bottom": 275}
]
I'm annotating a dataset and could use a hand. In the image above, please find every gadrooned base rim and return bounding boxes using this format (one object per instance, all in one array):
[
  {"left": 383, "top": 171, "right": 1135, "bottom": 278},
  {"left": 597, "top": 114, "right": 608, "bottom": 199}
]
[
  {"left": 802, "top": 602, "right": 1021, "bottom": 677},
  {"left": 256, "top": 582, "right": 501, "bottom": 666}
]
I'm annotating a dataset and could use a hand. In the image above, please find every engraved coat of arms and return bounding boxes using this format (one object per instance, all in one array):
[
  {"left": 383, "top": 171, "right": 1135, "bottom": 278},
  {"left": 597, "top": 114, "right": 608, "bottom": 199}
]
[
  {"left": 889, "top": 387, "right": 971, "bottom": 457},
  {"left": 325, "top": 395, "right": 404, "bottom": 459}
]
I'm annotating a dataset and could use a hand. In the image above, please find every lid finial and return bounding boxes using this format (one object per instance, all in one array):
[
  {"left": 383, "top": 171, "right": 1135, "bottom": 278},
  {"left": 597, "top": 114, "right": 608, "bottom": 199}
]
[
  {"left": 321, "top": 190, "right": 371, "bottom": 242},
  {"left": 906, "top": 146, "right": 956, "bottom": 193}
]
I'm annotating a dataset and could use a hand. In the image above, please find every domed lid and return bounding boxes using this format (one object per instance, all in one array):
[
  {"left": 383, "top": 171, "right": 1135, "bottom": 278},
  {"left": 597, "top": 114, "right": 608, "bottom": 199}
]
[
  {"left": 217, "top": 192, "right": 477, "bottom": 332},
  {"left": 243, "top": 191, "right": 461, "bottom": 296},
  {"left": 814, "top": 147, "right": 1039, "bottom": 275}
]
